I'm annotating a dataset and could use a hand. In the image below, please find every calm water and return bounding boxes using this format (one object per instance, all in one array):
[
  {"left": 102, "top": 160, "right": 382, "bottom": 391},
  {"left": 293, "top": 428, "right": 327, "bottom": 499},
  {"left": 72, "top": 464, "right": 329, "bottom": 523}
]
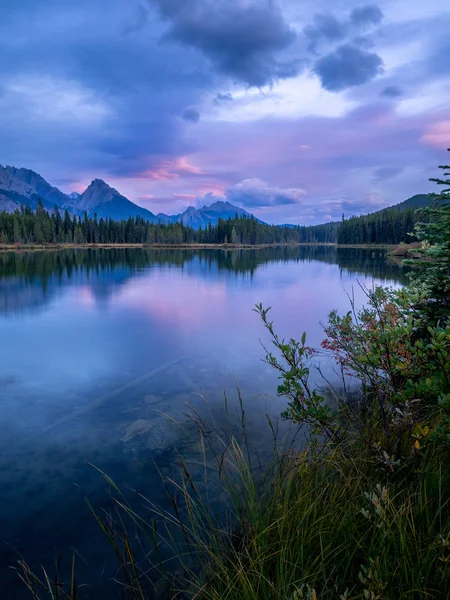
[{"left": 0, "top": 247, "right": 406, "bottom": 598}]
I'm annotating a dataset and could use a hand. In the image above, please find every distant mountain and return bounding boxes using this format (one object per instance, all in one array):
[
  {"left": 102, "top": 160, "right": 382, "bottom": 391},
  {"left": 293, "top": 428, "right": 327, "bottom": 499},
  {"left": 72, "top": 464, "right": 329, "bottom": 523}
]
[
  {"left": 0, "top": 165, "right": 69, "bottom": 212},
  {"left": 64, "top": 179, "right": 159, "bottom": 222},
  {"left": 157, "top": 200, "right": 257, "bottom": 229},
  {"left": 392, "top": 193, "right": 438, "bottom": 210},
  {"left": 0, "top": 165, "right": 257, "bottom": 227}
]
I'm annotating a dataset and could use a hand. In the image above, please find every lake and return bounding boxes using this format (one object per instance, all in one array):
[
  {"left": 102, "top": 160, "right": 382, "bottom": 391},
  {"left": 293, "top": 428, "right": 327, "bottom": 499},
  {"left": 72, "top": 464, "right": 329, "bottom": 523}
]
[{"left": 0, "top": 246, "right": 407, "bottom": 598}]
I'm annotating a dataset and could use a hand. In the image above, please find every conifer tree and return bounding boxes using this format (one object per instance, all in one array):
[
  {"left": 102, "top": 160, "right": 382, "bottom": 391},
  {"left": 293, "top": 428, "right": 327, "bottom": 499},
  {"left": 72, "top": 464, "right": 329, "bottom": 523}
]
[{"left": 406, "top": 149, "right": 450, "bottom": 319}]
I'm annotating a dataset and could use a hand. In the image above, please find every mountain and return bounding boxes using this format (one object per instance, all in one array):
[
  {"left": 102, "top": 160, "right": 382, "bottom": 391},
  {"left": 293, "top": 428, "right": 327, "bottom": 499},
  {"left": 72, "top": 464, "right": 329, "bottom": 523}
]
[
  {"left": 0, "top": 166, "right": 159, "bottom": 222},
  {"left": 0, "top": 165, "right": 70, "bottom": 212},
  {"left": 157, "top": 200, "right": 256, "bottom": 229},
  {"left": 0, "top": 165, "right": 254, "bottom": 227},
  {"left": 64, "top": 179, "right": 159, "bottom": 222}
]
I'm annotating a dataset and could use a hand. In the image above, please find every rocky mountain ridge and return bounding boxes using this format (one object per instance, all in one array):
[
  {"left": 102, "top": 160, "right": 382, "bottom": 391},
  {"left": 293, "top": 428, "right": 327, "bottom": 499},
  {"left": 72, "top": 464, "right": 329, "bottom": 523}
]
[{"left": 0, "top": 165, "right": 256, "bottom": 229}]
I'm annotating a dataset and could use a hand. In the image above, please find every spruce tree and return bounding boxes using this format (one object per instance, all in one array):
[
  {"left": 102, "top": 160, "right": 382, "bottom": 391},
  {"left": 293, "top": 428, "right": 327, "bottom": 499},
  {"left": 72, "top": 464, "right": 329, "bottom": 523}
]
[{"left": 406, "top": 149, "right": 450, "bottom": 319}]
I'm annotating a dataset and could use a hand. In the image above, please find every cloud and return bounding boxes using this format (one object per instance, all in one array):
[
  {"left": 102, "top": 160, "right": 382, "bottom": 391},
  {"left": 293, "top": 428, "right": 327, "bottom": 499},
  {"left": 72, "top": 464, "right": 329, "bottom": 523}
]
[
  {"left": 182, "top": 106, "right": 200, "bottom": 122},
  {"left": 304, "top": 5, "right": 383, "bottom": 53},
  {"left": 227, "top": 178, "right": 306, "bottom": 207},
  {"left": 173, "top": 193, "right": 197, "bottom": 200},
  {"left": 1, "top": 0, "right": 449, "bottom": 224},
  {"left": 373, "top": 166, "right": 404, "bottom": 180},
  {"left": 314, "top": 44, "right": 383, "bottom": 91},
  {"left": 153, "top": 0, "right": 298, "bottom": 86},
  {"left": 341, "top": 193, "right": 388, "bottom": 214},
  {"left": 381, "top": 85, "right": 403, "bottom": 98},
  {"left": 0, "top": 0, "right": 211, "bottom": 181},
  {"left": 122, "top": 4, "right": 149, "bottom": 34},
  {"left": 138, "top": 157, "right": 204, "bottom": 181},
  {"left": 3, "top": 75, "right": 112, "bottom": 124},
  {"left": 180, "top": 98, "right": 446, "bottom": 223},
  {"left": 304, "top": 14, "right": 347, "bottom": 52},
  {"left": 213, "top": 92, "right": 234, "bottom": 105},
  {"left": 350, "top": 5, "right": 383, "bottom": 27},
  {"left": 352, "top": 36, "right": 374, "bottom": 50},
  {"left": 420, "top": 120, "right": 450, "bottom": 149}
]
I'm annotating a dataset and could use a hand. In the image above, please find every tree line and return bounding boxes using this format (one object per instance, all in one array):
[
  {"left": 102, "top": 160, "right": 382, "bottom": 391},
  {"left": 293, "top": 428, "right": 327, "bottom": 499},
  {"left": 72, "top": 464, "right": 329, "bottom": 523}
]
[
  {"left": 337, "top": 206, "right": 419, "bottom": 244},
  {"left": 0, "top": 197, "right": 438, "bottom": 247},
  {"left": 0, "top": 201, "right": 338, "bottom": 245}
]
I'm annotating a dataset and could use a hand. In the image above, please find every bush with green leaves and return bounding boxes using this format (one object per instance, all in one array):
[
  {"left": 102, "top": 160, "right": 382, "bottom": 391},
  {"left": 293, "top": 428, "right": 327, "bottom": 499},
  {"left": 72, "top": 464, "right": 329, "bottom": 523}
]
[{"left": 256, "top": 284, "right": 450, "bottom": 471}]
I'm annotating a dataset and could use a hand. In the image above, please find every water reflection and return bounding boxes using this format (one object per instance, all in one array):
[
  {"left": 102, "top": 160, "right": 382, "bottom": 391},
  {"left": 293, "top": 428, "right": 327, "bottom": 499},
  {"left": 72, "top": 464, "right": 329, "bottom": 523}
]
[
  {"left": 0, "top": 247, "right": 406, "bottom": 598},
  {"left": 0, "top": 247, "right": 407, "bottom": 316}
]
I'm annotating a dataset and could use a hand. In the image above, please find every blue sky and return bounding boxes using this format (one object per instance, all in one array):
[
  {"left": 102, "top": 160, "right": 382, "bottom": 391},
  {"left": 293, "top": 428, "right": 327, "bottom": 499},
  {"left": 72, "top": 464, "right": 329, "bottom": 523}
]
[{"left": 0, "top": 0, "right": 449, "bottom": 223}]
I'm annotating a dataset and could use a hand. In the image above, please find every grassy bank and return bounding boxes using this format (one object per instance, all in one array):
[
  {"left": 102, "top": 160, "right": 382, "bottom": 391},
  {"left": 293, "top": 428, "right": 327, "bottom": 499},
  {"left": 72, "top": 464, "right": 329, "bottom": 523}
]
[{"left": 0, "top": 242, "right": 396, "bottom": 254}]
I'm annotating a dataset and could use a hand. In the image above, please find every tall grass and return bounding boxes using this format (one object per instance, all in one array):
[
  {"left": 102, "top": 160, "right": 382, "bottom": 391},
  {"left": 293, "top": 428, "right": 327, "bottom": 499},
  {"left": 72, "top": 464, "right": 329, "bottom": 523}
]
[
  {"left": 142, "top": 423, "right": 450, "bottom": 599},
  {"left": 17, "top": 398, "right": 450, "bottom": 599}
]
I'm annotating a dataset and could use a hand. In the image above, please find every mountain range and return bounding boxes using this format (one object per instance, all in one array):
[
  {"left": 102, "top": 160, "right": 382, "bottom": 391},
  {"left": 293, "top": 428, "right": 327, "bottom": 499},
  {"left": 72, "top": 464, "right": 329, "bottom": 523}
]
[
  {"left": 0, "top": 165, "right": 255, "bottom": 230},
  {"left": 0, "top": 164, "right": 435, "bottom": 232}
]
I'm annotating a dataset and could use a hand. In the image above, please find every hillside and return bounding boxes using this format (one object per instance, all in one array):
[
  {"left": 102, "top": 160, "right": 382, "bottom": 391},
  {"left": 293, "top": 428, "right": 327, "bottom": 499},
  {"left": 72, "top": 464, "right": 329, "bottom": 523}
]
[
  {"left": 394, "top": 193, "right": 437, "bottom": 210},
  {"left": 337, "top": 193, "right": 436, "bottom": 245}
]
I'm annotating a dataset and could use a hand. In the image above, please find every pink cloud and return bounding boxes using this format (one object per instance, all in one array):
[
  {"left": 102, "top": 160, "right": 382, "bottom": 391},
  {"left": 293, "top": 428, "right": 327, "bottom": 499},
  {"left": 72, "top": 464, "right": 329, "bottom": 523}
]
[
  {"left": 63, "top": 105, "right": 449, "bottom": 224},
  {"left": 198, "top": 184, "right": 227, "bottom": 196},
  {"left": 173, "top": 193, "right": 197, "bottom": 199},
  {"left": 421, "top": 120, "right": 450, "bottom": 149},
  {"left": 138, "top": 157, "right": 204, "bottom": 181},
  {"left": 63, "top": 180, "right": 90, "bottom": 194}
]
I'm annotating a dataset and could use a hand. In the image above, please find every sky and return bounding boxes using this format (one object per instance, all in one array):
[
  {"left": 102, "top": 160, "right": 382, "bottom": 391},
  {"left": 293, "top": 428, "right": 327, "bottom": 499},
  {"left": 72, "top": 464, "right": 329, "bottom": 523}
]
[{"left": 0, "top": 0, "right": 449, "bottom": 224}]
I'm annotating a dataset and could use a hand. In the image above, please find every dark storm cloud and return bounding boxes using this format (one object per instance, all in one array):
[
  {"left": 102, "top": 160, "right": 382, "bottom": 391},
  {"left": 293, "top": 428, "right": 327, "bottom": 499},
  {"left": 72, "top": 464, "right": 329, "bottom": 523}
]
[
  {"left": 350, "top": 5, "right": 383, "bottom": 27},
  {"left": 381, "top": 85, "right": 403, "bottom": 98},
  {"left": 152, "top": 0, "right": 299, "bottom": 86},
  {"left": 314, "top": 44, "right": 383, "bottom": 91},
  {"left": 304, "top": 5, "right": 383, "bottom": 53},
  {"left": 304, "top": 14, "right": 347, "bottom": 52},
  {"left": 0, "top": 0, "right": 209, "bottom": 179},
  {"left": 181, "top": 106, "right": 200, "bottom": 123}
]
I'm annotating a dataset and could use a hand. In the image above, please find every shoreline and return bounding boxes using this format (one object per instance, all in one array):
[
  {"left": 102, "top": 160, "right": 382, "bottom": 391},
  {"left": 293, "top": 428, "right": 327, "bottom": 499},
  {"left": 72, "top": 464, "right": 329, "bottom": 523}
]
[{"left": 0, "top": 242, "right": 396, "bottom": 253}]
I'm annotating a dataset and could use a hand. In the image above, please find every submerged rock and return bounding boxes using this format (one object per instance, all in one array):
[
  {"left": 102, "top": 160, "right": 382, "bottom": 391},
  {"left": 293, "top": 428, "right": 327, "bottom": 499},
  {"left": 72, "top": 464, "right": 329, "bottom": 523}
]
[{"left": 121, "top": 419, "right": 154, "bottom": 442}]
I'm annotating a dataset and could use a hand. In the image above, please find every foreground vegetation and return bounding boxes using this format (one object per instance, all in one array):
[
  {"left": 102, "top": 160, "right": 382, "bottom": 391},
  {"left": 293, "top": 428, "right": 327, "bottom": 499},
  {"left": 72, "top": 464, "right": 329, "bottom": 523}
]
[{"left": 18, "top": 154, "right": 450, "bottom": 598}]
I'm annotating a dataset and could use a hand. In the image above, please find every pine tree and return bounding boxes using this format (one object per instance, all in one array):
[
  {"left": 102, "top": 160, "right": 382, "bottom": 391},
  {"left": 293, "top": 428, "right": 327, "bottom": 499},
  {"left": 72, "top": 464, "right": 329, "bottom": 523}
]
[{"left": 406, "top": 149, "right": 450, "bottom": 318}]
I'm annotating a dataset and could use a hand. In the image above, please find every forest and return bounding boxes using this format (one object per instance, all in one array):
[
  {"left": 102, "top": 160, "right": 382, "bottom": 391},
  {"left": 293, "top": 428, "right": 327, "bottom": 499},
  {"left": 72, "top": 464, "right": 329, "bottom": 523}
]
[
  {"left": 0, "top": 195, "right": 439, "bottom": 247},
  {"left": 0, "top": 201, "right": 338, "bottom": 245},
  {"left": 337, "top": 206, "right": 418, "bottom": 244}
]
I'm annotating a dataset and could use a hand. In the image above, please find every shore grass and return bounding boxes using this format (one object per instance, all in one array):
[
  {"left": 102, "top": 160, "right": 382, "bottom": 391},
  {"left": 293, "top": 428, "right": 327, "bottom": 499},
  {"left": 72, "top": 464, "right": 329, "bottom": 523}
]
[
  {"left": 0, "top": 242, "right": 397, "bottom": 254},
  {"left": 157, "top": 436, "right": 450, "bottom": 600},
  {"left": 17, "top": 402, "right": 449, "bottom": 600}
]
